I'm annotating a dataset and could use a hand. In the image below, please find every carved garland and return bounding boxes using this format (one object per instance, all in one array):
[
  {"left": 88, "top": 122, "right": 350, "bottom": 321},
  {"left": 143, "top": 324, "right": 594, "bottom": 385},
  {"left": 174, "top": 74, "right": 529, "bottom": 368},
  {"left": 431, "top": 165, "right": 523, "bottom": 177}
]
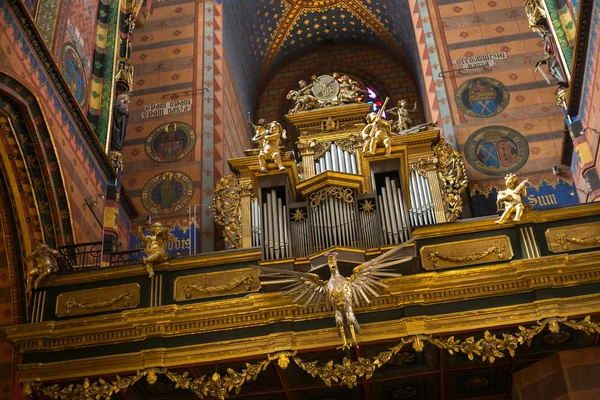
[
  {"left": 433, "top": 138, "right": 468, "bottom": 221},
  {"left": 554, "top": 233, "right": 600, "bottom": 250},
  {"left": 428, "top": 243, "right": 505, "bottom": 269},
  {"left": 182, "top": 274, "right": 255, "bottom": 299},
  {"left": 24, "top": 316, "right": 600, "bottom": 399},
  {"left": 64, "top": 289, "right": 134, "bottom": 315}
]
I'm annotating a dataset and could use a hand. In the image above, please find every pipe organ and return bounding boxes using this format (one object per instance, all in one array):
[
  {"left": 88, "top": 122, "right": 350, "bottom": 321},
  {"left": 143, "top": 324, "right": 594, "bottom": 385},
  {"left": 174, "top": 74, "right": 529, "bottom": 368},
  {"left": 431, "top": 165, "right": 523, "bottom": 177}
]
[
  {"left": 408, "top": 170, "right": 436, "bottom": 227},
  {"left": 378, "top": 176, "right": 411, "bottom": 246},
  {"left": 261, "top": 189, "right": 290, "bottom": 260},
  {"left": 314, "top": 143, "right": 358, "bottom": 175},
  {"left": 250, "top": 199, "right": 261, "bottom": 247},
  {"left": 223, "top": 102, "right": 465, "bottom": 263}
]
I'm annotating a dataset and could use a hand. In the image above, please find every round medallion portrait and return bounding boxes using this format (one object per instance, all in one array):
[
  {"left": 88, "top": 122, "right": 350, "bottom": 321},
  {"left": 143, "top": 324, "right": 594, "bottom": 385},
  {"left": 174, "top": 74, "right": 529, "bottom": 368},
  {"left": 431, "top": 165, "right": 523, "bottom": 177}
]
[
  {"left": 464, "top": 126, "right": 529, "bottom": 176},
  {"left": 145, "top": 122, "right": 196, "bottom": 163},
  {"left": 141, "top": 171, "right": 194, "bottom": 214},
  {"left": 455, "top": 77, "right": 509, "bottom": 118},
  {"left": 61, "top": 43, "right": 88, "bottom": 108}
]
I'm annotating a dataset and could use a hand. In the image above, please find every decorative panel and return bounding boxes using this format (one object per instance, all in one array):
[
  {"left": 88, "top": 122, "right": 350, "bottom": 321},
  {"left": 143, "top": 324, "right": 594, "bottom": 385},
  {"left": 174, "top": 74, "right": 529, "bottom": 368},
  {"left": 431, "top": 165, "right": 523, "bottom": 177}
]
[
  {"left": 546, "top": 222, "right": 600, "bottom": 253},
  {"left": 55, "top": 283, "right": 140, "bottom": 317},
  {"left": 420, "top": 236, "right": 513, "bottom": 270},
  {"left": 173, "top": 268, "right": 261, "bottom": 302}
]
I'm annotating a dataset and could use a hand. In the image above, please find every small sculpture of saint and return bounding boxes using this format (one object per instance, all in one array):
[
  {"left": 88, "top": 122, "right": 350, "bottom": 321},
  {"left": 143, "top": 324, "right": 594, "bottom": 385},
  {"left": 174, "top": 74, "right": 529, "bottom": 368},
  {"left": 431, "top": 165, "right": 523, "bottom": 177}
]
[
  {"left": 110, "top": 92, "right": 132, "bottom": 152},
  {"left": 386, "top": 99, "right": 418, "bottom": 133},
  {"left": 362, "top": 98, "right": 393, "bottom": 157},
  {"left": 136, "top": 222, "right": 175, "bottom": 277},
  {"left": 252, "top": 120, "right": 287, "bottom": 172},
  {"left": 496, "top": 173, "right": 529, "bottom": 224},
  {"left": 336, "top": 74, "right": 360, "bottom": 104}
]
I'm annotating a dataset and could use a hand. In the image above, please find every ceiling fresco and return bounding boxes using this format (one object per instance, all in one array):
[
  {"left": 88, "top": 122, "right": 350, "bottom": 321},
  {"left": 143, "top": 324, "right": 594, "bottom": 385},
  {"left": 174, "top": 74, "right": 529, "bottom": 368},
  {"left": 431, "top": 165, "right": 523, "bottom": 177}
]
[{"left": 223, "top": 0, "right": 422, "bottom": 117}]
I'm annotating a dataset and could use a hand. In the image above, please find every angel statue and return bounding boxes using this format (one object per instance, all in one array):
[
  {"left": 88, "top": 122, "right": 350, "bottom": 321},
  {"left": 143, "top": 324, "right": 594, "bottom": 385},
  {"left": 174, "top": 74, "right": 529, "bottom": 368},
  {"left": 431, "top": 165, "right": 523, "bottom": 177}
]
[
  {"left": 386, "top": 99, "right": 418, "bottom": 133},
  {"left": 286, "top": 79, "right": 319, "bottom": 114},
  {"left": 258, "top": 238, "right": 414, "bottom": 349},
  {"left": 25, "top": 242, "right": 60, "bottom": 293},
  {"left": 496, "top": 173, "right": 529, "bottom": 224},
  {"left": 253, "top": 120, "right": 287, "bottom": 172},
  {"left": 136, "top": 222, "right": 176, "bottom": 277},
  {"left": 362, "top": 97, "right": 392, "bottom": 157}
]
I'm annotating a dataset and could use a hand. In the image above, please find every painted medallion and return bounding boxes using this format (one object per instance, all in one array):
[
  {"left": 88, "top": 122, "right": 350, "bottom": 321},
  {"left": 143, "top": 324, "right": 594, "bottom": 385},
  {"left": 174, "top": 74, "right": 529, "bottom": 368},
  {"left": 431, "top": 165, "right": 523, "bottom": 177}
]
[
  {"left": 456, "top": 77, "right": 509, "bottom": 118},
  {"left": 61, "top": 43, "right": 88, "bottom": 108},
  {"left": 464, "top": 126, "right": 529, "bottom": 176},
  {"left": 145, "top": 122, "right": 196, "bottom": 163},
  {"left": 141, "top": 171, "right": 194, "bottom": 214}
]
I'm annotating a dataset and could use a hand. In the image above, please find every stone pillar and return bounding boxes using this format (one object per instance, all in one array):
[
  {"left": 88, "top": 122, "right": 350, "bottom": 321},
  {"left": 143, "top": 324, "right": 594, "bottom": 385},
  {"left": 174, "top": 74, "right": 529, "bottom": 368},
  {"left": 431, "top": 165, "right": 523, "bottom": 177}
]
[{"left": 512, "top": 347, "right": 600, "bottom": 400}]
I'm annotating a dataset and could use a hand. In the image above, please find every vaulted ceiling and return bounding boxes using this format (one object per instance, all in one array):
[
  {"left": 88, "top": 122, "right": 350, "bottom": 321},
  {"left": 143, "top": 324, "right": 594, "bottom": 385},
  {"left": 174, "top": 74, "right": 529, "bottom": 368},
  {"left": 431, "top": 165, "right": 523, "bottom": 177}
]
[{"left": 223, "top": 0, "right": 422, "bottom": 117}]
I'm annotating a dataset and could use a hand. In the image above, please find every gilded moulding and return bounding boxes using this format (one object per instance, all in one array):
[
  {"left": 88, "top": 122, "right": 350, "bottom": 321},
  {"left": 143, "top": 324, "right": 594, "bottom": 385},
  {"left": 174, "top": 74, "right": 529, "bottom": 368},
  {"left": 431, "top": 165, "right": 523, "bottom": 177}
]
[
  {"left": 55, "top": 283, "right": 140, "bottom": 317},
  {"left": 546, "top": 221, "right": 600, "bottom": 253},
  {"left": 7, "top": 251, "right": 600, "bottom": 354},
  {"left": 420, "top": 236, "right": 513, "bottom": 270},
  {"left": 15, "top": 293, "right": 600, "bottom": 383},
  {"left": 174, "top": 268, "right": 261, "bottom": 301},
  {"left": 22, "top": 316, "right": 600, "bottom": 399},
  {"left": 414, "top": 202, "right": 600, "bottom": 239}
]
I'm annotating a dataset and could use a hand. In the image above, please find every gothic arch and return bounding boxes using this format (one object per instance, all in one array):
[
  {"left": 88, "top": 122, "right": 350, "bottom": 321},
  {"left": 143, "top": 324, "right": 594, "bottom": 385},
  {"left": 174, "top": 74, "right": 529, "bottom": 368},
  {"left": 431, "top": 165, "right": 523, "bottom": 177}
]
[{"left": 0, "top": 72, "right": 74, "bottom": 256}]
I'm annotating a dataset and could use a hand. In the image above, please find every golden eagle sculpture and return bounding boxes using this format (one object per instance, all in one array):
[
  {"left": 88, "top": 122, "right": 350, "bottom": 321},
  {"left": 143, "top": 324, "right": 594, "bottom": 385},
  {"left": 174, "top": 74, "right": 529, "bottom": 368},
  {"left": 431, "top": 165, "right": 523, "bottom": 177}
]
[{"left": 258, "top": 239, "right": 414, "bottom": 349}]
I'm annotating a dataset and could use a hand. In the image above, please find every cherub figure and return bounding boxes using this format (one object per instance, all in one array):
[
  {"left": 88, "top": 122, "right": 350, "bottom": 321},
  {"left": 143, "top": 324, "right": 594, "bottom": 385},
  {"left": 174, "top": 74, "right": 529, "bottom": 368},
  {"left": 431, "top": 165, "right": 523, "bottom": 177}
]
[
  {"left": 253, "top": 120, "right": 287, "bottom": 172},
  {"left": 337, "top": 75, "right": 360, "bottom": 103},
  {"left": 136, "top": 222, "right": 175, "bottom": 277},
  {"left": 361, "top": 111, "right": 392, "bottom": 157},
  {"left": 25, "top": 242, "right": 60, "bottom": 293},
  {"left": 286, "top": 79, "right": 319, "bottom": 113},
  {"left": 496, "top": 174, "right": 529, "bottom": 224},
  {"left": 386, "top": 99, "right": 419, "bottom": 133}
]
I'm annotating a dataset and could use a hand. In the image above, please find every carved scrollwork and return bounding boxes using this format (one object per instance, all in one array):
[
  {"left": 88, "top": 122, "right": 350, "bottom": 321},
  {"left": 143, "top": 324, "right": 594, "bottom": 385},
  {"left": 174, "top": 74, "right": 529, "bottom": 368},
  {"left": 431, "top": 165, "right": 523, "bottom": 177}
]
[
  {"left": 313, "top": 141, "right": 332, "bottom": 159},
  {"left": 334, "top": 136, "right": 360, "bottom": 154},
  {"left": 213, "top": 175, "right": 255, "bottom": 249},
  {"left": 433, "top": 138, "right": 468, "bottom": 221},
  {"left": 309, "top": 186, "right": 354, "bottom": 208},
  {"left": 410, "top": 156, "right": 434, "bottom": 177}
]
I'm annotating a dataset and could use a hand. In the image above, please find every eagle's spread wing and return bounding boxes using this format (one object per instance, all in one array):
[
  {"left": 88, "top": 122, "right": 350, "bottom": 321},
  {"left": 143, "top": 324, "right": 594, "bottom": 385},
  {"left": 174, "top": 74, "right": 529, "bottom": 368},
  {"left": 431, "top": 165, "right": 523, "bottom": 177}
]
[
  {"left": 347, "top": 238, "right": 415, "bottom": 306},
  {"left": 257, "top": 266, "right": 330, "bottom": 310}
]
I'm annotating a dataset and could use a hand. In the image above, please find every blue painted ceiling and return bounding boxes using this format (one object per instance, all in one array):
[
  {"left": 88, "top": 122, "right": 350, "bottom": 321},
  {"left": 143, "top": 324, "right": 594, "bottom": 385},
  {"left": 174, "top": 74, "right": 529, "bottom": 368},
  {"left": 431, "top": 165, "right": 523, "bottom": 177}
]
[{"left": 223, "top": 0, "right": 422, "bottom": 118}]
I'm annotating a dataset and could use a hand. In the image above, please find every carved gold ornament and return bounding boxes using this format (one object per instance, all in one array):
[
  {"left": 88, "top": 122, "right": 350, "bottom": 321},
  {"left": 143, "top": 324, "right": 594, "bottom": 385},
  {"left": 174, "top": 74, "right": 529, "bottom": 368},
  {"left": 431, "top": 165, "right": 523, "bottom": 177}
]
[
  {"left": 554, "top": 233, "right": 600, "bottom": 250},
  {"left": 420, "top": 236, "right": 513, "bottom": 270},
  {"left": 432, "top": 138, "right": 468, "bottom": 221},
  {"left": 546, "top": 222, "right": 600, "bottom": 253},
  {"left": 65, "top": 289, "right": 134, "bottom": 315},
  {"left": 309, "top": 186, "right": 354, "bottom": 207},
  {"left": 174, "top": 269, "right": 261, "bottom": 301},
  {"left": 213, "top": 174, "right": 254, "bottom": 249},
  {"left": 182, "top": 274, "right": 255, "bottom": 299},
  {"left": 55, "top": 284, "right": 141, "bottom": 317},
  {"left": 25, "top": 317, "right": 599, "bottom": 398},
  {"left": 428, "top": 243, "right": 505, "bottom": 269}
]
